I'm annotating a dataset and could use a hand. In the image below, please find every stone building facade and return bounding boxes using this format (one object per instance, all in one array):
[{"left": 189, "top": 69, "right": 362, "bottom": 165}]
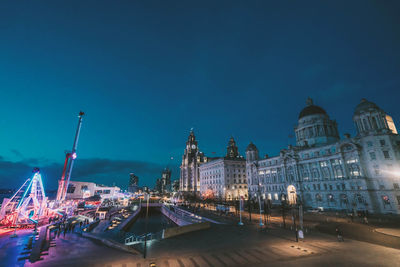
[
  {"left": 246, "top": 98, "right": 400, "bottom": 214},
  {"left": 199, "top": 137, "right": 247, "bottom": 200}
]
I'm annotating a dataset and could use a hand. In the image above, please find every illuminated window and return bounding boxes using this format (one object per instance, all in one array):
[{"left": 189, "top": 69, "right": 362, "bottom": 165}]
[{"left": 382, "top": 195, "right": 390, "bottom": 205}]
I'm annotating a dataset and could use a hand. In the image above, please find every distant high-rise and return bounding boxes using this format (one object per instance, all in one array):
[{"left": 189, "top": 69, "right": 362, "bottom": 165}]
[
  {"left": 128, "top": 173, "right": 139, "bottom": 193},
  {"left": 162, "top": 168, "right": 172, "bottom": 191},
  {"left": 156, "top": 168, "right": 172, "bottom": 194}
]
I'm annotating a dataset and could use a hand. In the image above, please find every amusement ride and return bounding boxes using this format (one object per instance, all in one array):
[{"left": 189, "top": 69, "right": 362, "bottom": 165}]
[{"left": 0, "top": 112, "right": 85, "bottom": 232}]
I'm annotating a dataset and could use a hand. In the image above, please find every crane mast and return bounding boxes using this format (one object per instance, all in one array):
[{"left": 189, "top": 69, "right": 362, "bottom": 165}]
[{"left": 56, "top": 111, "right": 84, "bottom": 203}]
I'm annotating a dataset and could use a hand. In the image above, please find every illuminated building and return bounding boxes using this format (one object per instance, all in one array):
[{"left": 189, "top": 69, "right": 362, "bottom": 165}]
[
  {"left": 128, "top": 173, "right": 139, "bottom": 193},
  {"left": 199, "top": 137, "right": 247, "bottom": 200},
  {"left": 179, "top": 130, "right": 208, "bottom": 193},
  {"left": 246, "top": 98, "right": 400, "bottom": 214},
  {"left": 66, "top": 181, "right": 122, "bottom": 200}
]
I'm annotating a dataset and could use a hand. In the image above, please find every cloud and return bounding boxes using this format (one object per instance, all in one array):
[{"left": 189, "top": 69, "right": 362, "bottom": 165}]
[
  {"left": 0, "top": 156, "right": 176, "bottom": 191},
  {"left": 10, "top": 149, "right": 23, "bottom": 158}
]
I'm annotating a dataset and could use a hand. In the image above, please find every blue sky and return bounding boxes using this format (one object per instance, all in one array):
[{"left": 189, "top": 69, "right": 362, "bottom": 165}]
[{"left": 0, "top": 0, "right": 399, "bottom": 190}]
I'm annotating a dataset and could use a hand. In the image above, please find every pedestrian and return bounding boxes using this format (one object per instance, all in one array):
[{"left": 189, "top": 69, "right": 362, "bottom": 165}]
[
  {"left": 63, "top": 227, "right": 66, "bottom": 238},
  {"left": 363, "top": 216, "right": 369, "bottom": 224},
  {"left": 336, "top": 227, "right": 344, "bottom": 242}
]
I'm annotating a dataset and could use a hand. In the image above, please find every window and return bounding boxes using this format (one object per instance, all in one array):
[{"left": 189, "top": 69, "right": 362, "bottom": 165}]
[
  {"left": 67, "top": 184, "right": 76, "bottom": 193},
  {"left": 380, "top": 139, "right": 386, "bottom": 146},
  {"left": 383, "top": 151, "right": 390, "bottom": 159},
  {"left": 81, "top": 185, "right": 88, "bottom": 191},
  {"left": 369, "top": 152, "right": 376, "bottom": 160},
  {"left": 394, "top": 183, "right": 400, "bottom": 190},
  {"left": 367, "top": 141, "right": 373, "bottom": 147}
]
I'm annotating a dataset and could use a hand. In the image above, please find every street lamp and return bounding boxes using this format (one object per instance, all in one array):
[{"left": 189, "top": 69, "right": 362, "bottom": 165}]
[{"left": 258, "top": 183, "right": 264, "bottom": 226}]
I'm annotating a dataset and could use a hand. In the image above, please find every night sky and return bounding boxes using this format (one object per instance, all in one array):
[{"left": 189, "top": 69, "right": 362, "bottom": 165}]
[{"left": 0, "top": 1, "right": 399, "bottom": 190}]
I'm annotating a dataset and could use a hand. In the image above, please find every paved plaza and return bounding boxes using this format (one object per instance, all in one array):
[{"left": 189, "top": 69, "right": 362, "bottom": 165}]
[{"left": 1, "top": 220, "right": 400, "bottom": 267}]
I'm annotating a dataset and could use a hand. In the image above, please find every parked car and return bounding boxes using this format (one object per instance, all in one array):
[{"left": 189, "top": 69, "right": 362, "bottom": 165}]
[{"left": 306, "top": 207, "right": 324, "bottom": 213}]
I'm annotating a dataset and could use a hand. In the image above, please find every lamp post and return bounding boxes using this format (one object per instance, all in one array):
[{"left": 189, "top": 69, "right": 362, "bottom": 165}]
[
  {"left": 258, "top": 183, "right": 264, "bottom": 226},
  {"left": 238, "top": 196, "right": 244, "bottom": 226},
  {"left": 143, "top": 193, "right": 150, "bottom": 259}
]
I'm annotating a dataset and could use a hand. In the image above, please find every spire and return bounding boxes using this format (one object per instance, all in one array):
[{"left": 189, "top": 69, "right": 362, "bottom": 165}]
[{"left": 306, "top": 97, "right": 313, "bottom": 106}]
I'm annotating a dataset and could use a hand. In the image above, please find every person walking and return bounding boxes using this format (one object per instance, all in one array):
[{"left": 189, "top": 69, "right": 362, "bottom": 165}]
[{"left": 336, "top": 227, "right": 344, "bottom": 242}]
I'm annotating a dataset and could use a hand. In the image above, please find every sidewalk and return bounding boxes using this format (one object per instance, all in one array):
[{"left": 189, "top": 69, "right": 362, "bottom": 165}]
[{"left": 374, "top": 228, "right": 400, "bottom": 238}]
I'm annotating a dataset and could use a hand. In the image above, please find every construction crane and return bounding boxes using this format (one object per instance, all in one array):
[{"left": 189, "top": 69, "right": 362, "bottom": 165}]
[{"left": 56, "top": 111, "right": 84, "bottom": 203}]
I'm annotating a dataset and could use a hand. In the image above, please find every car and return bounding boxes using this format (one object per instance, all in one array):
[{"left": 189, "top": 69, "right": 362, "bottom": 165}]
[{"left": 306, "top": 207, "right": 324, "bottom": 213}]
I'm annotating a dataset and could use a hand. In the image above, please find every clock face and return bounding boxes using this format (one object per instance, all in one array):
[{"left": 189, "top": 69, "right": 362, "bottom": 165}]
[{"left": 191, "top": 144, "right": 196, "bottom": 149}]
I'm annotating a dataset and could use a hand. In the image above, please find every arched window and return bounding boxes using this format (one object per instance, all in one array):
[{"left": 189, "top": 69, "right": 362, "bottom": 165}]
[
  {"left": 371, "top": 117, "right": 378, "bottom": 129},
  {"left": 312, "top": 168, "right": 319, "bottom": 180},
  {"left": 322, "top": 167, "right": 330, "bottom": 180},
  {"left": 335, "top": 166, "right": 344, "bottom": 179},
  {"left": 363, "top": 118, "right": 369, "bottom": 130},
  {"left": 350, "top": 164, "right": 361, "bottom": 177}
]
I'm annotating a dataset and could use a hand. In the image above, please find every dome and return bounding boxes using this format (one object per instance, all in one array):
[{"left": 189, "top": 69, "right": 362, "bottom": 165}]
[
  {"left": 246, "top": 142, "right": 258, "bottom": 152},
  {"left": 354, "top": 98, "right": 380, "bottom": 115},
  {"left": 298, "top": 98, "right": 327, "bottom": 119}
]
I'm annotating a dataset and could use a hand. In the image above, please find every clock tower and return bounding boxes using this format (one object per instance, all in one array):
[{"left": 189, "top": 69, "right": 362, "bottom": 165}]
[{"left": 180, "top": 130, "right": 207, "bottom": 193}]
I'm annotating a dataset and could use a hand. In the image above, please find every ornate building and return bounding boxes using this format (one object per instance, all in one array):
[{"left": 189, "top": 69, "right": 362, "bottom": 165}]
[
  {"left": 246, "top": 98, "right": 400, "bottom": 214},
  {"left": 199, "top": 137, "right": 247, "bottom": 200},
  {"left": 179, "top": 130, "right": 208, "bottom": 193}
]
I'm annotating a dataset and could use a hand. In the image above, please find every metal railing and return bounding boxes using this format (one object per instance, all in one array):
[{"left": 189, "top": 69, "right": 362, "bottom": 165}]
[{"left": 125, "top": 230, "right": 163, "bottom": 246}]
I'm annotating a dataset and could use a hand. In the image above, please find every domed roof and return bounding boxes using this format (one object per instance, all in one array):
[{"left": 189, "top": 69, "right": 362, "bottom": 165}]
[
  {"left": 298, "top": 98, "right": 327, "bottom": 119},
  {"left": 354, "top": 98, "right": 380, "bottom": 115},
  {"left": 246, "top": 142, "right": 258, "bottom": 152}
]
